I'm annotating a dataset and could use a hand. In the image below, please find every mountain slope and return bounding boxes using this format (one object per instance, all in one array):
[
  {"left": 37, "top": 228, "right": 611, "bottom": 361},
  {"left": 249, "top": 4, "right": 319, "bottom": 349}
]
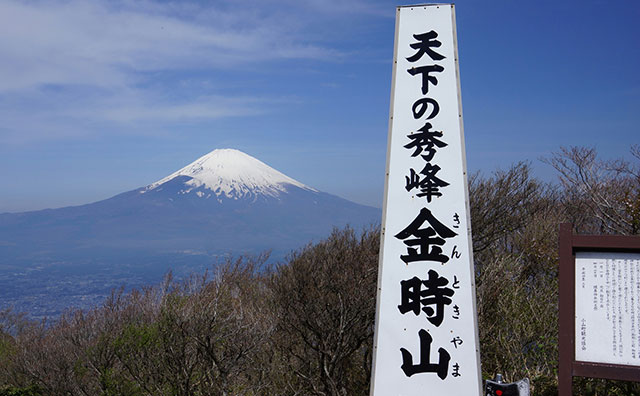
[
  {"left": 0, "top": 149, "right": 381, "bottom": 265},
  {"left": 145, "top": 148, "right": 316, "bottom": 199}
]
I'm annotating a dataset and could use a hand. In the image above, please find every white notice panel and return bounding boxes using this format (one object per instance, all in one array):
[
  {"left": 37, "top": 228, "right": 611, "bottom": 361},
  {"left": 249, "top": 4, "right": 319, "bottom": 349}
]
[
  {"left": 370, "top": 5, "right": 481, "bottom": 396},
  {"left": 575, "top": 252, "right": 640, "bottom": 366}
]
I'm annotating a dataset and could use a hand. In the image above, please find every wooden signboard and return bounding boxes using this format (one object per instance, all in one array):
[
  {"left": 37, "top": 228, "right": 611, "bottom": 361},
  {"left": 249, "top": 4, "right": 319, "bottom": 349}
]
[{"left": 558, "top": 223, "right": 640, "bottom": 396}]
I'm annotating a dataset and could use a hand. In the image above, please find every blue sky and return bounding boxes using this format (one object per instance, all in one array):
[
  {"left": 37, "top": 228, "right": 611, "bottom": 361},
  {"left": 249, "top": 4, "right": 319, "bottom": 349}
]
[{"left": 0, "top": 0, "right": 638, "bottom": 212}]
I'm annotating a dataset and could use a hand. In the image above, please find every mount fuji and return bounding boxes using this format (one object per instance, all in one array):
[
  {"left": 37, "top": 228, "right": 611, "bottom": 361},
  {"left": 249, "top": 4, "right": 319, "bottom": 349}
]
[
  {"left": 0, "top": 149, "right": 380, "bottom": 317},
  {"left": 1, "top": 149, "right": 380, "bottom": 266}
]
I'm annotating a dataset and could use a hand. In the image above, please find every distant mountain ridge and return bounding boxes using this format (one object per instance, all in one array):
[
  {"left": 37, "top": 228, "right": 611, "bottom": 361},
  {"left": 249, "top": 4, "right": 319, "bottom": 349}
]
[
  {"left": 0, "top": 148, "right": 381, "bottom": 317},
  {"left": 0, "top": 149, "right": 381, "bottom": 265}
]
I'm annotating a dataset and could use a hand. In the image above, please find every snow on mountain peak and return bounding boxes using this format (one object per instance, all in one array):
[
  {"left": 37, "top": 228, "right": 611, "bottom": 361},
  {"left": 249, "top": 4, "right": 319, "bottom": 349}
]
[{"left": 144, "top": 149, "right": 316, "bottom": 199}]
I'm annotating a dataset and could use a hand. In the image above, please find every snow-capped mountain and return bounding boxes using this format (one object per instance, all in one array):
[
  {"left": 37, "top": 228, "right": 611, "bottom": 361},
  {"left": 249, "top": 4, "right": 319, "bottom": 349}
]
[
  {"left": 0, "top": 148, "right": 381, "bottom": 317},
  {"left": 0, "top": 149, "right": 380, "bottom": 264},
  {"left": 144, "top": 149, "right": 316, "bottom": 201}
]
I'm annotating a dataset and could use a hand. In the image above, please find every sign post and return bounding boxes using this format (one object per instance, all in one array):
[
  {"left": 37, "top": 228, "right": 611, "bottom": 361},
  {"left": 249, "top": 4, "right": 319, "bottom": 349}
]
[
  {"left": 558, "top": 223, "right": 640, "bottom": 396},
  {"left": 370, "top": 5, "right": 482, "bottom": 395}
]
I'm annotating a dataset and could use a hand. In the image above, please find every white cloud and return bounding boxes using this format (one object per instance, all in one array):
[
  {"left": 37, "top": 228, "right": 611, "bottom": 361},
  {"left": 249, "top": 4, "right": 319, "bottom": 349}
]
[
  {"left": 95, "top": 95, "right": 271, "bottom": 123},
  {"left": 0, "top": 87, "right": 290, "bottom": 144},
  {"left": 0, "top": 0, "right": 389, "bottom": 144},
  {"left": 0, "top": 0, "right": 344, "bottom": 93}
]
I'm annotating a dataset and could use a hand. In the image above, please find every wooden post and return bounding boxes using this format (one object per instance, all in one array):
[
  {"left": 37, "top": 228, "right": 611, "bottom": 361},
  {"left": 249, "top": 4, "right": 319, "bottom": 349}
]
[{"left": 558, "top": 223, "right": 574, "bottom": 396}]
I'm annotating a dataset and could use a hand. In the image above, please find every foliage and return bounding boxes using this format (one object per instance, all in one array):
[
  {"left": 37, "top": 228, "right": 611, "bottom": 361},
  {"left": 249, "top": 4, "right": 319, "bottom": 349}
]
[
  {"left": 0, "top": 386, "right": 41, "bottom": 396},
  {"left": 269, "top": 226, "right": 379, "bottom": 396},
  {"left": 544, "top": 145, "right": 640, "bottom": 235},
  {"left": 0, "top": 146, "right": 638, "bottom": 395},
  {"left": 471, "top": 162, "right": 560, "bottom": 392}
]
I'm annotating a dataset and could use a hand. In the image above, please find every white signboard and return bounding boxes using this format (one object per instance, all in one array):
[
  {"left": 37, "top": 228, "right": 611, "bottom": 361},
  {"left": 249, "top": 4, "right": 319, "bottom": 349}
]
[
  {"left": 371, "top": 5, "right": 481, "bottom": 396},
  {"left": 575, "top": 252, "right": 640, "bottom": 366}
]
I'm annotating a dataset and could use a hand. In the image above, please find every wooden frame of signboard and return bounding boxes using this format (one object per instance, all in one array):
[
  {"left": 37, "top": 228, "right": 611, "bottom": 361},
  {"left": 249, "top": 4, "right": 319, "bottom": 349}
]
[{"left": 558, "top": 223, "right": 640, "bottom": 396}]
